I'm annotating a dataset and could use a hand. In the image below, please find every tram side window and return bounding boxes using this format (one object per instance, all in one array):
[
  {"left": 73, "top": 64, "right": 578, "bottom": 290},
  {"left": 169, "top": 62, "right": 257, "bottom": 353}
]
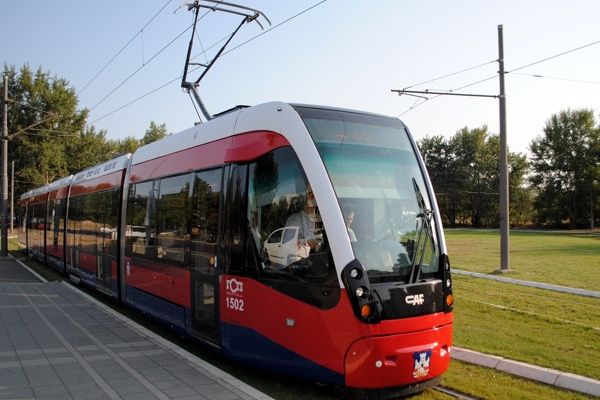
[
  {"left": 80, "top": 193, "right": 99, "bottom": 253},
  {"left": 126, "top": 175, "right": 190, "bottom": 265},
  {"left": 103, "top": 189, "right": 120, "bottom": 256},
  {"left": 191, "top": 169, "right": 222, "bottom": 274},
  {"left": 126, "top": 180, "right": 158, "bottom": 259},
  {"left": 225, "top": 165, "right": 251, "bottom": 275},
  {"left": 246, "top": 147, "right": 339, "bottom": 309},
  {"left": 156, "top": 174, "right": 190, "bottom": 264},
  {"left": 69, "top": 196, "right": 82, "bottom": 251},
  {"left": 55, "top": 199, "right": 66, "bottom": 249},
  {"left": 46, "top": 199, "right": 58, "bottom": 247},
  {"left": 28, "top": 203, "right": 46, "bottom": 251}
]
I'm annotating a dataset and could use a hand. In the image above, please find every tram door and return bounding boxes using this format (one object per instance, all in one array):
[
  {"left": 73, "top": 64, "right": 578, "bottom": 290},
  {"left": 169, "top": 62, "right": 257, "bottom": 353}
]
[{"left": 190, "top": 168, "right": 223, "bottom": 343}]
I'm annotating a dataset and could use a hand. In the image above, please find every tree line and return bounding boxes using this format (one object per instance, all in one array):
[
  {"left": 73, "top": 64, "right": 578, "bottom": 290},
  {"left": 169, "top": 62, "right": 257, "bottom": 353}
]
[
  {"left": 419, "top": 109, "right": 600, "bottom": 229},
  {"left": 4, "top": 65, "right": 167, "bottom": 198}
]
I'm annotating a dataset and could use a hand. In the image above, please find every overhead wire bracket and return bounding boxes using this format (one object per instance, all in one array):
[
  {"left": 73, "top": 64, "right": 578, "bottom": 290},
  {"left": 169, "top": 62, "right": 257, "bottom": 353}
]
[{"left": 181, "top": 0, "right": 270, "bottom": 122}]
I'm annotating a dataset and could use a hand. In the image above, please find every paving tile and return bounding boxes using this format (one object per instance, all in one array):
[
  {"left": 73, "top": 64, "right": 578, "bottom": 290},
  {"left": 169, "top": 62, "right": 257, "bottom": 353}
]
[
  {"left": 0, "top": 281, "right": 272, "bottom": 400},
  {"left": 33, "top": 384, "right": 71, "bottom": 396},
  {"left": 163, "top": 386, "right": 199, "bottom": 397},
  {"left": 120, "top": 392, "right": 160, "bottom": 400},
  {"left": 114, "top": 383, "right": 152, "bottom": 396}
]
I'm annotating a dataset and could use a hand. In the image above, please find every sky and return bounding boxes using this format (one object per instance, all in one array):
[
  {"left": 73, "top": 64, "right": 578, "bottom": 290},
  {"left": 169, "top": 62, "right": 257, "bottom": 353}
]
[{"left": 3, "top": 0, "right": 600, "bottom": 155}]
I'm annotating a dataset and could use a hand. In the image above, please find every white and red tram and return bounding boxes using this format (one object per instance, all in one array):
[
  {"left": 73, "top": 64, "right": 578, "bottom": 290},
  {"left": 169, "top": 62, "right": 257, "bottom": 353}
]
[{"left": 18, "top": 102, "right": 453, "bottom": 398}]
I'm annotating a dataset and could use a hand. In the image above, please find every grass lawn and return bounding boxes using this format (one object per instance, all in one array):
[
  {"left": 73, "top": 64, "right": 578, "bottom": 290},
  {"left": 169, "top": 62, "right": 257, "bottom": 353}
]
[
  {"left": 443, "top": 360, "right": 595, "bottom": 400},
  {"left": 445, "top": 229, "right": 600, "bottom": 291},
  {"left": 452, "top": 274, "right": 600, "bottom": 380}
]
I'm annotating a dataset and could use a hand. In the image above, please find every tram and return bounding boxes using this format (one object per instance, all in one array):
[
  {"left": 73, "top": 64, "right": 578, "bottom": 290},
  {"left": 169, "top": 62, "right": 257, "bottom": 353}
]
[{"left": 18, "top": 102, "right": 453, "bottom": 399}]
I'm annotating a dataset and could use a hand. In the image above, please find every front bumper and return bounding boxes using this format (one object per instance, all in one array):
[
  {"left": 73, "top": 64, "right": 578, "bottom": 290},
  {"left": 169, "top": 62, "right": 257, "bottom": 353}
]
[{"left": 345, "top": 323, "right": 452, "bottom": 389}]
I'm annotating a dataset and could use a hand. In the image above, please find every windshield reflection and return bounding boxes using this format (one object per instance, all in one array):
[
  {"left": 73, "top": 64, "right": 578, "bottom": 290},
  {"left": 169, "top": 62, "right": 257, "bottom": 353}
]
[{"left": 298, "top": 107, "right": 440, "bottom": 284}]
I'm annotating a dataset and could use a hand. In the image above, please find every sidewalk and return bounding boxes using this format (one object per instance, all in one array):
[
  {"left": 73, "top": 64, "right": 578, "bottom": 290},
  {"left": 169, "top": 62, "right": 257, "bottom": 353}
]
[
  {"left": 0, "top": 256, "right": 273, "bottom": 400},
  {"left": 2, "top": 254, "right": 598, "bottom": 398},
  {"left": 0, "top": 255, "right": 43, "bottom": 283}
]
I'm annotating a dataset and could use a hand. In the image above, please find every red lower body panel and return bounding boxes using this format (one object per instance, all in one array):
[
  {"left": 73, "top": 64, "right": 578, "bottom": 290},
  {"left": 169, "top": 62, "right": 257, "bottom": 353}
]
[{"left": 345, "top": 323, "right": 452, "bottom": 388}]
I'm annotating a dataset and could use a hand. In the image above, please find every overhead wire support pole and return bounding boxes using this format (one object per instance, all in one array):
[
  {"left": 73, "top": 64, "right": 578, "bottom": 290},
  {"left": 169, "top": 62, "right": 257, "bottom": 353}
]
[
  {"left": 497, "top": 24, "right": 510, "bottom": 272},
  {"left": 392, "top": 25, "right": 511, "bottom": 273},
  {"left": 2, "top": 75, "right": 8, "bottom": 256}
]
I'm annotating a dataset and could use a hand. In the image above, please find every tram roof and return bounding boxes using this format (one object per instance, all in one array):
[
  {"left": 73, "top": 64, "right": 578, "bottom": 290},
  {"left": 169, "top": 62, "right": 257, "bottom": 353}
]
[
  {"left": 130, "top": 101, "right": 402, "bottom": 167},
  {"left": 71, "top": 153, "right": 131, "bottom": 185}
]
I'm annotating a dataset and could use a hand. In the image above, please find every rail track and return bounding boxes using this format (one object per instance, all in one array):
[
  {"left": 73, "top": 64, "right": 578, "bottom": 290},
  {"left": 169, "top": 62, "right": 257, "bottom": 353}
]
[{"left": 433, "top": 385, "right": 481, "bottom": 400}]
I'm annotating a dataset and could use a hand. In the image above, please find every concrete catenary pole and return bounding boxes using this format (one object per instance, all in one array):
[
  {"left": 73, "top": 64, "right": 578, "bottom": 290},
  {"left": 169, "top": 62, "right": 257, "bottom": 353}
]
[
  {"left": 10, "top": 160, "right": 14, "bottom": 235},
  {"left": 498, "top": 25, "right": 510, "bottom": 271},
  {"left": 2, "top": 75, "right": 8, "bottom": 256}
]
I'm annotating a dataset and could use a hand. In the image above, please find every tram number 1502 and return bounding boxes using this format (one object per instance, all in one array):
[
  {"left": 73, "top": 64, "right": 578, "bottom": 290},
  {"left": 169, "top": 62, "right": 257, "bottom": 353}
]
[{"left": 225, "top": 297, "right": 245, "bottom": 312}]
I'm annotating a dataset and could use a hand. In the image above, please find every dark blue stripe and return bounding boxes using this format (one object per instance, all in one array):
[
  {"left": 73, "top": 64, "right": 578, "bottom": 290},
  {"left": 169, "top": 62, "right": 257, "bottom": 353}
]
[{"left": 221, "top": 322, "right": 344, "bottom": 385}]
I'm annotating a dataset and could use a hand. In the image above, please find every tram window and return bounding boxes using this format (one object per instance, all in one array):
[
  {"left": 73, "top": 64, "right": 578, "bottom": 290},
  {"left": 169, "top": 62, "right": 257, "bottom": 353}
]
[
  {"left": 225, "top": 165, "right": 250, "bottom": 274},
  {"left": 103, "top": 189, "right": 120, "bottom": 256},
  {"left": 156, "top": 174, "right": 190, "bottom": 264},
  {"left": 69, "top": 196, "right": 82, "bottom": 250},
  {"left": 246, "top": 147, "right": 340, "bottom": 309},
  {"left": 46, "top": 199, "right": 59, "bottom": 248},
  {"left": 56, "top": 199, "right": 66, "bottom": 250},
  {"left": 191, "top": 169, "right": 221, "bottom": 274},
  {"left": 126, "top": 180, "right": 158, "bottom": 259},
  {"left": 80, "top": 193, "right": 98, "bottom": 253}
]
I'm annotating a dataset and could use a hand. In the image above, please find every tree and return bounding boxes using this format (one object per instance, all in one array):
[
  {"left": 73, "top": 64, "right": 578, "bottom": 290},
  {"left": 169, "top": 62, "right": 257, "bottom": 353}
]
[
  {"left": 4, "top": 64, "right": 171, "bottom": 199},
  {"left": 529, "top": 109, "right": 600, "bottom": 228},
  {"left": 141, "top": 121, "right": 168, "bottom": 145},
  {"left": 109, "top": 136, "right": 141, "bottom": 155},
  {"left": 5, "top": 64, "right": 88, "bottom": 195},
  {"left": 419, "top": 126, "right": 531, "bottom": 228},
  {"left": 65, "top": 126, "right": 114, "bottom": 174},
  {"left": 419, "top": 135, "right": 460, "bottom": 226}
]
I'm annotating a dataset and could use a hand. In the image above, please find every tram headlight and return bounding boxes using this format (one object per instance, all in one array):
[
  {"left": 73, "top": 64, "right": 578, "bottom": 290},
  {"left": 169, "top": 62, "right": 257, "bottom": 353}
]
[
  {"left": 350, "top": 268, "right": 362, "bottom": 279},
  {"left": 446, "top": 278, "right": 452, "bottom": 288},
  {"left": 355, "top": 286, "right": 367, "bottom": 298}
]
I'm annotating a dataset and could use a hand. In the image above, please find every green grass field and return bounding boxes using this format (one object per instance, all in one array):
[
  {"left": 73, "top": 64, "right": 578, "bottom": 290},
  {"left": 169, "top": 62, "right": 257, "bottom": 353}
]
[
  {"left": 445, "top": 229, "right": 600, "bottom": 291},
  {"left": 442, "top": 361, "right": 594, "bottom": 400},
  {"left": 452, "top": 275, "right": 600, "bottom": 380}
]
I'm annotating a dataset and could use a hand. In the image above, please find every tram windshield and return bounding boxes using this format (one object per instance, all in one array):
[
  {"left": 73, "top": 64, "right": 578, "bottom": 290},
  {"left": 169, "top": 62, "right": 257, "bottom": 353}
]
[{"left": 296, "top": 106, "right": 441, "bottom": 284}]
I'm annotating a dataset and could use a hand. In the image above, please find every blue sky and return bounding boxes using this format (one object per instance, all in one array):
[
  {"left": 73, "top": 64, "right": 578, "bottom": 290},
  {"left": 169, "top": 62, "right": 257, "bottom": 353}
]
[{"left": 3, "top": 1, "right": 600, "bottom": 154}]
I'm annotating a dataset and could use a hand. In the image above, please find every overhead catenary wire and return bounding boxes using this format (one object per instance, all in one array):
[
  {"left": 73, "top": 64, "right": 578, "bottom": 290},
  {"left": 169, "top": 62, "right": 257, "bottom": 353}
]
[
  {"left": 89, "top": 23, "right": 194, "bottom": 112},
  {"left": 402, "top": 59, "right": 497, "bottom": 90},
  {"left": 6, "top": 98, "right": 57, "bottom": 117},
  {"left": 18, "top": 130, "right": 79, "bottom": 138},
  {"left": 88, "top": 5, "right": 219, "bottom": 113},
  {"left": 511, "top": 72, "right": 600, "bottom": 86},
  {"left": 77, "top": 0, "right": 173, "bottom": 96},
  {"left": 220, "top": 0, "right": 327, "bottom": 57},
  {"left": 89, "top": 0, "right": 328, "bottom": 125},
  {"left": 397, "top": 37, "right": 600, "bottom": 117}
]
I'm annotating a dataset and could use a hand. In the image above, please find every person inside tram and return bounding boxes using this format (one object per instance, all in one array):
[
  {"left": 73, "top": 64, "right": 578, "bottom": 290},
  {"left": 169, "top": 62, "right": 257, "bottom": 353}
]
[
  {"left": 344, "top": 209, "right": 357, "bottom": 242},
  {"left": 285, "top": 201, "right": 319, "bottom": 250}
]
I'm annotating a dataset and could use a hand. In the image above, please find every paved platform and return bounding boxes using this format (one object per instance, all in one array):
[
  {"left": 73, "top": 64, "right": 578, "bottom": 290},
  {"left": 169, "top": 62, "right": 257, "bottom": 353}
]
[
  {"left": 0, "top": 256, "right": 43, "bottom": 283},
  {"left": 0, "top": 257, "right": 273, "bottom": 400},
  {"left": 2, "top": 255, "right": 598, "bottom": 398}
]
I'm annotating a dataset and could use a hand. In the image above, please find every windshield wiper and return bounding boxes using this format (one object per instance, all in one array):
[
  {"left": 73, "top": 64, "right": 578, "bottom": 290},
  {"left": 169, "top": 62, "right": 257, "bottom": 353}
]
[{"left": 409, "top": 178, "right": 433, "bottom": 283}]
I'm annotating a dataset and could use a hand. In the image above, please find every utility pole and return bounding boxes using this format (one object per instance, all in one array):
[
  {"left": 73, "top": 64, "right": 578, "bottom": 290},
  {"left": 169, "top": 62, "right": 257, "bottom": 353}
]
[
  {"left": 10, "top": 160, "right": 14, "bottom": 235},
  {"left": 392, "top": 25, "right": 511, "bottom": 272},
  {"left": 2, "top": 75, "right": 8, "bottom": 256},
  {"left": 497, "top": 25, "right": 510, "bottom": 272}
]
